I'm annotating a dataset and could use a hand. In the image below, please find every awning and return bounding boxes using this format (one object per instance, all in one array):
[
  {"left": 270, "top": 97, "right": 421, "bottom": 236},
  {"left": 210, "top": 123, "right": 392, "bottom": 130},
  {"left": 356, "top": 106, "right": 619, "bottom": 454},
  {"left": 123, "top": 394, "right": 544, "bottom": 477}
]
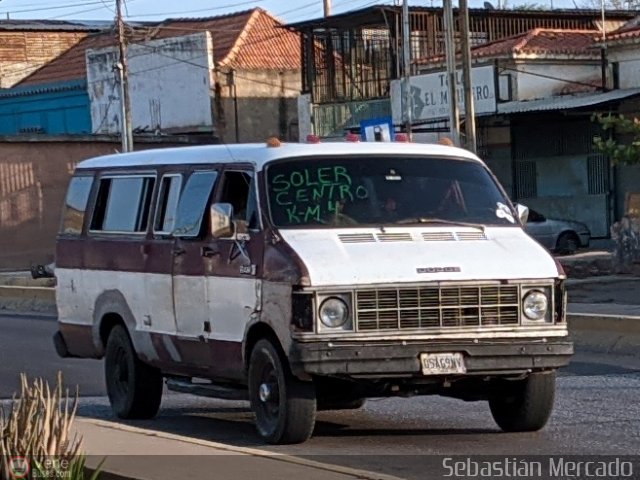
[{"left": 497, "top": 88, "right": 640, "bottom": 115}]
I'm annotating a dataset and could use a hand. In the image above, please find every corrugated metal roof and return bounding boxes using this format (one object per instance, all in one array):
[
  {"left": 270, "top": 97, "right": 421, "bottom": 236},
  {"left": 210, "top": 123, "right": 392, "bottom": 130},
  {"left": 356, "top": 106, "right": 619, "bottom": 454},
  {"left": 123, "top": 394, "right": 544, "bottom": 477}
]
[
  {"left": 286, "top": 4, "right": 636, "bottom": 30},
  {"left": 0, "top": 20, "right": 108, "bottom": 32},
  {"left": 498, "top": 88, "right": 640, "bottom": 114}
]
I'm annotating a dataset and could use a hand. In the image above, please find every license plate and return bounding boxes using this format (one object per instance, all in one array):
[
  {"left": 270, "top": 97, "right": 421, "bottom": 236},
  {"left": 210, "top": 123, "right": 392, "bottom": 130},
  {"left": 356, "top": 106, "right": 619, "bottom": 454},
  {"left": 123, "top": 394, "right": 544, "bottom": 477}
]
[{"left": 420, "top": 352, "right": 466, "bottom": 375}]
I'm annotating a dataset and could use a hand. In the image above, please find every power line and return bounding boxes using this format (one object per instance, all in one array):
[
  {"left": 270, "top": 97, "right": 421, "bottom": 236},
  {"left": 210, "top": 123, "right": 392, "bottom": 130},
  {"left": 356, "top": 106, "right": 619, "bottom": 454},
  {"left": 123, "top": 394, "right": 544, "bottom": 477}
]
[
  {"left": 0, "top": 0, "right": 107, "bottom": 15},
  {"left": 123, "top": 0, "right": 269, "bottom": 19},
  {"left": 127, "top": 40, "right": 302, "bottom": 92}
]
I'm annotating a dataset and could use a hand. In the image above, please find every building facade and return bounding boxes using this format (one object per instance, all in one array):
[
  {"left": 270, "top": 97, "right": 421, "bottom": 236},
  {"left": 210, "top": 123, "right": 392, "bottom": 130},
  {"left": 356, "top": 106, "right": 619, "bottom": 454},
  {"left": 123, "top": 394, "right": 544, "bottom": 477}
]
[{"left": 0, "top": 9, "right": 301, "bottom": 142}]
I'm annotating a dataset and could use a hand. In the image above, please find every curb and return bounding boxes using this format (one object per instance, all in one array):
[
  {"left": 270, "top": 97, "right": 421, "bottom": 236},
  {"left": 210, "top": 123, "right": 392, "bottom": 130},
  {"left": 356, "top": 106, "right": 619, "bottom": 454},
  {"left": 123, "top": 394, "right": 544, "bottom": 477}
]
[
  {"left": 79, "top": 418, "right": 405, "bottom": 480},
  {"left": 0, "top": 285, "right": 56, "bottom": 315},
  {"left": 568, "top": 313, "right": 640, "bottom": 334},
  {"left": 568, "top": 313, "right": 640, "bottom": 357}
]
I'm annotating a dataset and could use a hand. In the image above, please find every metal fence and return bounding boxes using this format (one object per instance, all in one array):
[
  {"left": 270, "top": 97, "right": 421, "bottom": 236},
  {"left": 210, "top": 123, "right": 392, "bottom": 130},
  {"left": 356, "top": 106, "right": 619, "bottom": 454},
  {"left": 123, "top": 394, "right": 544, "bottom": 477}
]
[{"left": 312, "top": 98, "right": 392, "bottom": 138}]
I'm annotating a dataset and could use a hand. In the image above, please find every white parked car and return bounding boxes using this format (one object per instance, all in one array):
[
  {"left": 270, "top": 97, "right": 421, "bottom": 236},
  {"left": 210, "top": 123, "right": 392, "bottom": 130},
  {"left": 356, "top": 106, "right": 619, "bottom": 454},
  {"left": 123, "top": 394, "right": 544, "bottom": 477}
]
[{"left": 525, "top": 208, "right": 591, "bottom": 255}]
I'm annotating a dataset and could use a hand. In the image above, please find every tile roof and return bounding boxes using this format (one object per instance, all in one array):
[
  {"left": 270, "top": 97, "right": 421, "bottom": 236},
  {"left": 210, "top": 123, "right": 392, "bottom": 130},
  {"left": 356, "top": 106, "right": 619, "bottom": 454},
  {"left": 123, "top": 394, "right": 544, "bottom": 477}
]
[
  {"left": 416, "top": 28, "right": 600, "bottom": 66},
  {"left": 472, "top": 29, "right": 599, "bottom": 58},
  {"left": 19, "top": 8, "right": 300, "bottom": 86},
  {"left": 19, "top": 32, "right": 114, "bottom": 86},
  {"left": 607, "top": 19, "right": 640, "bottom": 43}
]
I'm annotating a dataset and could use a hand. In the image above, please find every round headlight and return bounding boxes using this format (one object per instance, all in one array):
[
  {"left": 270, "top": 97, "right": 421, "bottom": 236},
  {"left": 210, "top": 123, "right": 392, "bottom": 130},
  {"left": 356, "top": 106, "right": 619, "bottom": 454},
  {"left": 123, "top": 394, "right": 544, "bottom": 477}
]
[
  {"left": 523, "top": 290, "right": 548, "bottom": 321},
  {"left": 319, "top": 297, "right": 349, "bottom": 328}
]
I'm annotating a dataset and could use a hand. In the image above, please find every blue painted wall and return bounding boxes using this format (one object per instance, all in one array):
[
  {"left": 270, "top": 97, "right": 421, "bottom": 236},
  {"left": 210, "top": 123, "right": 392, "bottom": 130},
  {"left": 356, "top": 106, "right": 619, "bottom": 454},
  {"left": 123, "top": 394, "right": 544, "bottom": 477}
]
[{"left": 0, "top": 80, "right": 91, "bottom": 135}]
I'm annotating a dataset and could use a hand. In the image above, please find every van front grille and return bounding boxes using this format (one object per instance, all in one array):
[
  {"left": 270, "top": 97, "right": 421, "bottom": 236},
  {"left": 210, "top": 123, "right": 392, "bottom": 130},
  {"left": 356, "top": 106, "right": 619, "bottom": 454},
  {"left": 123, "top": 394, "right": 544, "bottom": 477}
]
[{"left": 355, "top": 285, "right": 520, "bottom": 331}]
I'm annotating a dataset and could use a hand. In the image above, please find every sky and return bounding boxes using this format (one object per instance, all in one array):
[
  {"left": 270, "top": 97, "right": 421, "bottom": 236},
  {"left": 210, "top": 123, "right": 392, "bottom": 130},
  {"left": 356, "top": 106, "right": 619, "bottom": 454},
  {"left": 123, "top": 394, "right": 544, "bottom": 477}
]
[{"left": 0, "top": 0, "right": 582, "bottom": 24}]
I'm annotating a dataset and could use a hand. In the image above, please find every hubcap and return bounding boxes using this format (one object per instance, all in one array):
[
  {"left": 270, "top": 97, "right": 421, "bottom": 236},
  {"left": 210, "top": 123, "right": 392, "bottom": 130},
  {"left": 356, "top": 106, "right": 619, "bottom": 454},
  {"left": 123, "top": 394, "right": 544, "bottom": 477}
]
[{"left": 259, "top": 382, "right": 272, "bottom": 402}]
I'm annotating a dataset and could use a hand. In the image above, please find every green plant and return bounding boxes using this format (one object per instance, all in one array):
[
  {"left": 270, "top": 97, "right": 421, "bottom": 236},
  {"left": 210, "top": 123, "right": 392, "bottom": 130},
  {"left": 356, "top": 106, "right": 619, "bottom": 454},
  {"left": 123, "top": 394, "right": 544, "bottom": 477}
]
[
  {"left": 0, "top": 372, "right": 102, "bottom": 479},
  {"left": 593, "top": 113, "right": 640, "bottom": 166}
]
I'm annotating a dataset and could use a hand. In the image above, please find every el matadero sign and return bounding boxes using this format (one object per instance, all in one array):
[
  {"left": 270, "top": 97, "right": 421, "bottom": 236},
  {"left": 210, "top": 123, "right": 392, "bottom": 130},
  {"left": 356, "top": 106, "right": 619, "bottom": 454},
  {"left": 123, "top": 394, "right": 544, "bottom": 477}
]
[{"left": 391, "top": 65, "right": 497, "bottom": 123}]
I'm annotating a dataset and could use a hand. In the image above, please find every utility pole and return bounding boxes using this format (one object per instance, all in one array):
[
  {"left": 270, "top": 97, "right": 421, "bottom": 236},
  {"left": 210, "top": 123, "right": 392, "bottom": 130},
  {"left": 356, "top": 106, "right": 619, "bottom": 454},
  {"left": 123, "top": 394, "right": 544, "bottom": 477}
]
[
  {"left": 459, "top": 0, "right": 476, "bottom": 153},
  {"left": 402, "top": 0, "right": 412, "bottom": 140},
  {"left": 116, "top": 0, "right": 133, "bottom": 152},
  {"left": 443, "top": 0, "right": 460, "bottom": 146},
  {"left": 600, "top": 0, "right": 608, "bottom": 92},
  {"left": 323, "top": 0, "right": 331, "bottom": 17}
]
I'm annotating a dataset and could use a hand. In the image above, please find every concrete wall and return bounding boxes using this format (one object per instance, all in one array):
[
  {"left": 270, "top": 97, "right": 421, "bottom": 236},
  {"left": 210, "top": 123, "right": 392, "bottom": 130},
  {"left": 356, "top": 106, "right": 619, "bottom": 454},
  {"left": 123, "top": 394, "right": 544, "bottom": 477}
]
[
  {"left": 87, "top": 33, "right": 215, "bottom": 135},
  {"left": 217, "top": 69, "right": 301, "bottom": 143},
  {"left": 0, "top": 136, "right": 198, "bottom": 270},
  {"left": 608, "top": 45, "right": 640, "bottom": 90},
  {"left": 0, "top": 81, "right": 91, "bottom": 134},
  {"left": 514, "top": 61, "right": 601, "bottom": 100},
  {"left": 0, "top": 31, "right": 87, "bottom": 88},
  {"left": 524, "top": 194, "right": 609, "bottom": 238}
]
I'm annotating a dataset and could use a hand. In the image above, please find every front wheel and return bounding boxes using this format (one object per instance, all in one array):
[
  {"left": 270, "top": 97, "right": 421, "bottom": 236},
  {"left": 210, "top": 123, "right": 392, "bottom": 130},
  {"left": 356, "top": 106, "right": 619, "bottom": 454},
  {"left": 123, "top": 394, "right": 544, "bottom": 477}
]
[
  {"left": 489, "top": 371, "right": 556, "bottom": 432},
  {"left": 105, "top": 325, "right": 163, "bottom": 419},
  {"left": 248, "top": 339, "right": 316, "bottom": 444}
]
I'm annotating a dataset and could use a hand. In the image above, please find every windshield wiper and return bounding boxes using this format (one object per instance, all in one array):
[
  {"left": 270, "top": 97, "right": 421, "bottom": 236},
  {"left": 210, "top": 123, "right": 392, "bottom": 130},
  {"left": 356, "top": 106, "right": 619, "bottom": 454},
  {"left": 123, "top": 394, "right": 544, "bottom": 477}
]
[{"left": 395, "top": 217, "right": 486, "bottom": 231}]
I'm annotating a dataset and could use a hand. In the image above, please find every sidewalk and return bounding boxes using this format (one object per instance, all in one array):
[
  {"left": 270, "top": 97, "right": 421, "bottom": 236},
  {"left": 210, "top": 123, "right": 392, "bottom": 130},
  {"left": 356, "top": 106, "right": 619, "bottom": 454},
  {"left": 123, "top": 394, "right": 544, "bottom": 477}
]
[{"left": 74, "top": 418, "right": 400, "bottom": 480}]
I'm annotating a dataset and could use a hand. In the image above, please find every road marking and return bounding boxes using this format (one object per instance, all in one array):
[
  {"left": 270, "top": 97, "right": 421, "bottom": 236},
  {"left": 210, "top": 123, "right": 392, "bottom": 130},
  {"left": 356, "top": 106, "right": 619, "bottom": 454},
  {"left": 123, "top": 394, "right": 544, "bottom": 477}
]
[{"left": 79, "top": 417, "right": 406, "bottom": 480}]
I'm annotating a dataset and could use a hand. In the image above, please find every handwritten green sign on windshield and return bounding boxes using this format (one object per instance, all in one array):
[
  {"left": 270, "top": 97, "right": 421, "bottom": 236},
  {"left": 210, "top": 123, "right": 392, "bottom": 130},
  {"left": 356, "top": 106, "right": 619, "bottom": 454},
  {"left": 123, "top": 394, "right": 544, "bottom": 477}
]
[{"left": 271, "top": 166, "right": 368, "bottom": 224}]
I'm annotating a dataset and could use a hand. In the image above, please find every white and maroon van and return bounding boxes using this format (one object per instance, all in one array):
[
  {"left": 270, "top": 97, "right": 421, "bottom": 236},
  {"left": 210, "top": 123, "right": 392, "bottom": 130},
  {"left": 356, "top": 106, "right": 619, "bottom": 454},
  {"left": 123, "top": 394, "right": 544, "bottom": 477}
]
[{"left": 53, "top": 139, "right": 573, "bottom": 444}]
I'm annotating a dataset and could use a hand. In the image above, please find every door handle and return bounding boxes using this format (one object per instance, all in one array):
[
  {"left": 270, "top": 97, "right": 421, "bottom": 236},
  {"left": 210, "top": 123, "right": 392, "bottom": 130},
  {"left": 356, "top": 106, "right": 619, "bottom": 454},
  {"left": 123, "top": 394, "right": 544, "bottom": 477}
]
[
  {"left": 201, "top": 246, "right": 219, "bottom": 258},
  {"left": 172, "top": 247, "right": 186, "bottom": 257}
]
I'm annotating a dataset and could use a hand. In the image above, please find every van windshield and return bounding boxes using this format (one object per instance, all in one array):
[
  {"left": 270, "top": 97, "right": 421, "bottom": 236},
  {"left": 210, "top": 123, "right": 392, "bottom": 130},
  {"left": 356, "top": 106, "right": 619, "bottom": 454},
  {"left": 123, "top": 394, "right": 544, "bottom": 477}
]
[{"left": 266, "top": 156, "right": 517, "bottom": 228}]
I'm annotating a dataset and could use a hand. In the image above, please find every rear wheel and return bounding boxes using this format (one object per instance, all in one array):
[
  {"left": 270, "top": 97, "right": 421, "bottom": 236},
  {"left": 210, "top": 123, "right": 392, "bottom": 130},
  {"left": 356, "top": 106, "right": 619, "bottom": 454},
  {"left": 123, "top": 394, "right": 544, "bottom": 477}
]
[
  {"left": 489, "top": 371, "right": 556, "bottom": 432},
  {"left": 248, "top": 339, "right": 316, "bottom": 444},
  {"left": 105, "top": 325, "right": 163, "bottom": 419},
  {"left": 556, "top": 232, "right": 579, "bottom": 255}
]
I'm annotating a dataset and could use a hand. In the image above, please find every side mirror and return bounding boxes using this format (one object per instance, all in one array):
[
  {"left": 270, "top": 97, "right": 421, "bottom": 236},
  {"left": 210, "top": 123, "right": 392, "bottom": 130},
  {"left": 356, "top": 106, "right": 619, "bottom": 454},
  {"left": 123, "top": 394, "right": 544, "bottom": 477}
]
[
  {"left": 210, "top": 203, "right": 234, "bottom": 239},
  {"left": 516, "top": 203, "right": 529, "bottom": 224}
]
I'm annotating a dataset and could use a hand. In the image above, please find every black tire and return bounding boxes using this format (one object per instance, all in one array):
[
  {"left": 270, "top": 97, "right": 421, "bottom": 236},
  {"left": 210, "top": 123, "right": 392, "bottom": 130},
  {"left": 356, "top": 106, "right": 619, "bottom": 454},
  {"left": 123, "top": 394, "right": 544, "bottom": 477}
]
[
  {"left": 489, "top": 371, "right": 556, "bottom": 432},
  {"left": 104, "top": 324, "right": 163, "bottom": 419},
  {"left": 556, "top": 232, "right": 579, "bottom": 255},
  {"left": 248, "top": 339, "right": 316, "bottom": 444}
]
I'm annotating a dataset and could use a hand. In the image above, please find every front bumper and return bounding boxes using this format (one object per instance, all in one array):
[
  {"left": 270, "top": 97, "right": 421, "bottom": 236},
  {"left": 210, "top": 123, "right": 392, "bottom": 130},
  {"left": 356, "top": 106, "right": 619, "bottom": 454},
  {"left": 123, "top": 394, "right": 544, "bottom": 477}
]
[{"left": 290, "top": 338, "right": 573, "bottom": 377}]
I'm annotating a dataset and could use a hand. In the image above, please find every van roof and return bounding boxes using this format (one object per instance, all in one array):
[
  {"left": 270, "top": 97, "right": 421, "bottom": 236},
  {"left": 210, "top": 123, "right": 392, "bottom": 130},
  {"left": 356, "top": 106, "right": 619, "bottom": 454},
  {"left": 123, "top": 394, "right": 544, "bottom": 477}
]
[{"left": 75, "top": 141, "right": 482, "bottom": 171}]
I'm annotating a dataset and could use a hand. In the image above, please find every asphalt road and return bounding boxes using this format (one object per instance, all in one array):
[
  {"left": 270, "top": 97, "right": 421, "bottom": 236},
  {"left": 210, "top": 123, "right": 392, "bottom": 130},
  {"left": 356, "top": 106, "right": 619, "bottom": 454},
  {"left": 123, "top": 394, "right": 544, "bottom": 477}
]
[{"left": 2, "top": 313, "right": 640, "bottom": 479}]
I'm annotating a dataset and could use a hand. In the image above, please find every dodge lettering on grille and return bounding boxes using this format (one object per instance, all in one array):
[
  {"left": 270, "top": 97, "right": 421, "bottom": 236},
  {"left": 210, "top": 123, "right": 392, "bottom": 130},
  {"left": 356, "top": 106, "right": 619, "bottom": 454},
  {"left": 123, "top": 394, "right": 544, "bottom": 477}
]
[{"left": 417, "top": 267, "right": 461, "bottom": 274}]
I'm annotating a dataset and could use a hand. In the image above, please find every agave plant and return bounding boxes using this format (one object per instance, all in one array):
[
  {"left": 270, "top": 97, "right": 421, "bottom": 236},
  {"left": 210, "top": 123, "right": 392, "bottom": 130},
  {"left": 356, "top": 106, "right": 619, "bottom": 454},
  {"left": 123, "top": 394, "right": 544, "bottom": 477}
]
[{"left": 0, "top": 372, "right": 101, "bottom": 479}]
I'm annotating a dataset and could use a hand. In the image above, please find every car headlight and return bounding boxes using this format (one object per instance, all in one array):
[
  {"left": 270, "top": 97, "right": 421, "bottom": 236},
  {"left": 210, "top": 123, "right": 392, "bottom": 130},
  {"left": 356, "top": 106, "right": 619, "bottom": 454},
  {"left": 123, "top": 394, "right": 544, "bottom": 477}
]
[
  {"left": 319, "top": 297, "right": 349, "bottom": 328},
  {"left": 523, "top": 290, "right": 548, "bottom": 321}
]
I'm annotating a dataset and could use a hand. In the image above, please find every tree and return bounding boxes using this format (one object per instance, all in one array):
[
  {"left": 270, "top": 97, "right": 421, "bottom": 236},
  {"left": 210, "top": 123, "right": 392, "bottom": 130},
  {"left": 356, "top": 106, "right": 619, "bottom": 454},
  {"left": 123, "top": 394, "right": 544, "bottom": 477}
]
[
  {"left": 593, "top": 113, "right": 640, "bottom": 165},
  {"left": 593, "top": 113, "right": 640, "bottom": 274},
  {"left": 579, "top": 0, "right": 640, "bottom": 9}
]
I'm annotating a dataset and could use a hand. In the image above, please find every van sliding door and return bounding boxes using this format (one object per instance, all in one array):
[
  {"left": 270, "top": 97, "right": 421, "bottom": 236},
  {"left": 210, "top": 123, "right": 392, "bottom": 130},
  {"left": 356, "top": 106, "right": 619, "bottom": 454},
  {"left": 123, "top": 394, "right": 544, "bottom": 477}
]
[{"left": 171, "top": 170, "right": 218, "bottom": 374}]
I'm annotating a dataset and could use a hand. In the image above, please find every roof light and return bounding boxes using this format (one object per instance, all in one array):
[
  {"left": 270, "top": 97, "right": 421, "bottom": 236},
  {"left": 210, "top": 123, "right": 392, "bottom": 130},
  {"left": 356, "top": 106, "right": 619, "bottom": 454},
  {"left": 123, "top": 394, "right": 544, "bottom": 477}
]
[
  {"left": 345, "top": 133, "right": 360, "bottom": 142},
  {"left": 306, "top": 134, "right": 321, "bottom": 144},
  {"left": 266, "top": 137, "right": 282, "bottom": 148},
  {"left": 395, "top": 133, "right": 409, "bottom": 142}
]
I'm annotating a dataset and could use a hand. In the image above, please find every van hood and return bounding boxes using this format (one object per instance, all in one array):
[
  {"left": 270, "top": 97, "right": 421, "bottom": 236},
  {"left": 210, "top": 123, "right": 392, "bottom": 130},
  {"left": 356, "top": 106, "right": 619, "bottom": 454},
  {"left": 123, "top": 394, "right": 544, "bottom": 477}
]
[{"left": 278, "top": 227, "right": 559, "bottom": 287}]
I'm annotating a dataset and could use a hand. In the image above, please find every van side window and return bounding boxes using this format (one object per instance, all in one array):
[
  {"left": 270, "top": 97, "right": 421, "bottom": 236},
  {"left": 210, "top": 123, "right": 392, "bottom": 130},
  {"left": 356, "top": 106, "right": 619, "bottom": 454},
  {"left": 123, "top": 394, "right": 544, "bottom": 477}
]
[
  {"left": 173, "top": 171, "right": 218, "bottom": 238},
  {"left": 60, "top": 175, "right": 94, "bottom": 235},
  {"left": 90, "top": 176, "right": 155, "bottom": 233},
  {"left": 154, "top": 174, "right": 182, "bottom": 234},
  {"left": 218, "top": 171, "right": 259, "bottom": 229}
]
